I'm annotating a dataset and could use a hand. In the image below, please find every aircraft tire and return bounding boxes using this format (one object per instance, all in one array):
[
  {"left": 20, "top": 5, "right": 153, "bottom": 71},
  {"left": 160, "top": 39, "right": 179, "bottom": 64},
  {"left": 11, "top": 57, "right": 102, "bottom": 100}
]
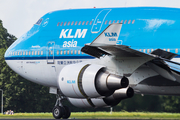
[
  {"left": 52, "top": 106, "right": 63, "bottom": 119},
  {"left": 62, "top": 106, "right": 71, "bottom": 119}
]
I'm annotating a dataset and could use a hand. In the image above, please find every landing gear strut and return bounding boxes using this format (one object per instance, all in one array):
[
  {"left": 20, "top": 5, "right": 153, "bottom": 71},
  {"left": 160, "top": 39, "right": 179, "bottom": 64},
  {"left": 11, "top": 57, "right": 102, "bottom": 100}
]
[{"left": 52, "top": 95, "right": 71, "bottom": 119}]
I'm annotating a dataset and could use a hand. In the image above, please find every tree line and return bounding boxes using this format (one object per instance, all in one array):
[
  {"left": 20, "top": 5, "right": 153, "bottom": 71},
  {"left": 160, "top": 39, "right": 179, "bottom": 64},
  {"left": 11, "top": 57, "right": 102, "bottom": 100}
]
[{"left": 0, "top": 19, "right": 180, "bottom": 113}]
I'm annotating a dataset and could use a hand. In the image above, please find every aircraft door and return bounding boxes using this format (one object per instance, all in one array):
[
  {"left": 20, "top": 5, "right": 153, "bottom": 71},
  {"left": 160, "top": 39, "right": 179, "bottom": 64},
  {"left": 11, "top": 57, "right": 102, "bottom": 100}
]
[
  {"left": 91, "top": 9, "right": 111, "bottom": 33},
  {"left": 47, "top": 41, "right": 55, "bottom": 64}
]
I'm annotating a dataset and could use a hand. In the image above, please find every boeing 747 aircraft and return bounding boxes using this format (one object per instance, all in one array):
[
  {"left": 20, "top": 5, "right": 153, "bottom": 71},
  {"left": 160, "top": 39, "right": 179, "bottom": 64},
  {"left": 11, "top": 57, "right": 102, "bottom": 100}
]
[{"left": 4, "top": 7, "right": 180, "bottom": 119}]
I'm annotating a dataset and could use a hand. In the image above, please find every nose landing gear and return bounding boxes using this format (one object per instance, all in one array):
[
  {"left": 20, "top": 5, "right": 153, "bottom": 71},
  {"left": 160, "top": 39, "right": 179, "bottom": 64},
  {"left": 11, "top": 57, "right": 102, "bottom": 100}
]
[{"left": 52, "top": 95, "right": 71, "bottom": 119}]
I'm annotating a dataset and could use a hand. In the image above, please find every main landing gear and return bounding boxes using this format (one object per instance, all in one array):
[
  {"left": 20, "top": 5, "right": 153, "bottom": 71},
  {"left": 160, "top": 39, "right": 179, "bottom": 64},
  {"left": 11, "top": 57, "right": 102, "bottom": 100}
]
[{"left": 52, "top": 95, "right": 71, "bottom": 119}]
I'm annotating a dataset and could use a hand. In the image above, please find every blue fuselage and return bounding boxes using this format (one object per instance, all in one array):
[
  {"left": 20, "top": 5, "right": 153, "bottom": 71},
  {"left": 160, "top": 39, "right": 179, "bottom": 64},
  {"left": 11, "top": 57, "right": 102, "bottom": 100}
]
[{"left": 4, "top": 7, "right": 180, "bottom": 60}]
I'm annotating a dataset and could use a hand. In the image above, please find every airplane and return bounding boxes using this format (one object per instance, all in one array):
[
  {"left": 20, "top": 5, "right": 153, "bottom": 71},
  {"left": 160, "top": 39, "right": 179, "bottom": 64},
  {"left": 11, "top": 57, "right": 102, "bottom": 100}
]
[{"left": 4, "top": 7, "right": 180, "bottom": 119}]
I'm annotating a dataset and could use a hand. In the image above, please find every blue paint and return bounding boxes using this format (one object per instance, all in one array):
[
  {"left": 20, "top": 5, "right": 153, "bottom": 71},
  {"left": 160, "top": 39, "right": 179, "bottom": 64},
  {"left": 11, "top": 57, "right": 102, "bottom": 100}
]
[{"left": 4, "top": 7, "right": 180, "bottom": 60}]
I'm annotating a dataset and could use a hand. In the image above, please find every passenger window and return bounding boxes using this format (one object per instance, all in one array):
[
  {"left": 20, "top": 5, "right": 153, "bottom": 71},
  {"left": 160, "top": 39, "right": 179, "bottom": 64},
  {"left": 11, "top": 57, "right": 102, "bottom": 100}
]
[
  {"left": 51, "top": 51, "right": 53, "bottom": 55},
  {"left": 57, "top": 50, "right": 59, "bottom": 55},
  {"left": 74, "top": 50, "right": 77, "bottom": 54},
  {"left": 132, "top": 20, "right": 135, "bottom": 24},
  {"left": 82, "top": 52, "right": 84, "bottom": 54},
  {"left": 71, "top": 50, "right": 73, "bottom": 54},
  {"left": 86, "top": 21, "right": 89, "bottom": 25},
  {"left": 67, "top": 50, "right": 69, "bottom": 55},
  {"left": 64, "top": 22, "right": 67, "bottom": 26},
  {"left": 23, "top": 51, "right": 25, "bottom": 55},
  {"left": 167, "top": 49, "right": 170, "bottom": 52},
  {"left": 90, "top": 21, "right": 93, "bottom": 25},
  {"left": 38, "top": 51, "right": 40, "bottom": 55},
  {"left": 18, "top": 52, "right": 19, "bottom": 55},
  {"left": 32, "top": 51, "right": 34, "bottom": 55},
  {"left": 41, "top": 51, "right": 43, "bottom": 55},
  {"left": 82, "top": 21, "right": 85, "bottom": 25},
  {"left": 109, "top": 20, "right": 111, "bottom": 24},
  {"left": 78, "top": 50, "right": 80, "bottom": 54},
  {"left": 163, "top": 49, "right": 166, "bottom": 51},
  {"left": 151, "top": 49, "right": 154, "bottom": 52},
  {"left": 124, "top": 20, "right": 127, "bottom": 24},
  {"left": 105, "top": 20, "right": 108, "bottom": 24},
  {"left": 143, "top": 49, "right": 146, "bottom": 53},
  {"left": 35, "top": 51, "right": 37, "bottom": 55},
  {"left": 20, "top": 51, "right": 22, "bottom": 55},
  {"left": 67, "top": 22, "right": 70, "bottom": 26},
  {"left": 117, "top": 20, "right": 119, "bottom": 23},
  {"left": 29, "top": 51, "right": 31, "bottom": 55},
  {"left": 60, "top": 22, "right": 63, "bottom": 26},
  {"left": 26, "top": 51, "right": 28, "bottom": 55},
  {"left": 176, "top": 49, "right": 178, "bottom": 53},
  {"left": 128, "top": 20, "right": 131, "bottom": 24},
  {"left": 75, "top": 21, "right": 78, "bottom": 25},
  {"left": 78, "top": 21, "right": 81, "bottom": 25},
  {"left": 57, "top": 22, "right": 60, "bottom": 26},
  {"left": 71, "top": 21, "right": 74, "bottom": 25},
  {"left": 139, "top": 49, "right": 142, "bottom": 52},
  {"left": 113, "top": 20, "right": 116, "bottom": 23},
  {"left": 147, "top": 49, "right": 150, "bottom": 53},
  {"left": 60, "top": 50, "right": 63, "bottom": 55},
  {"left": 64, "top": 50, "right": 66, "bottom": 55},
  {"left": 13, "top": 52, "right": 14, "bottom": 55},
  {"left": 120, "top": 20, "right": 123, "bottom": 23},
  {"left": 15, "top": 52, "right": 17, "bottom": 55}
]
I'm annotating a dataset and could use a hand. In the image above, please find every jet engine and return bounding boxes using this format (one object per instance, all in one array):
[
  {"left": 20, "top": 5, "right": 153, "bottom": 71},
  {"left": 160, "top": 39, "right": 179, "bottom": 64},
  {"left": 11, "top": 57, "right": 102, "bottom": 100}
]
[
  {"left": 58, "top": 63, "right": 129, "bottom": 98},
  {"left": 68, "top": 87, "right": 134, "bottom": 108}
]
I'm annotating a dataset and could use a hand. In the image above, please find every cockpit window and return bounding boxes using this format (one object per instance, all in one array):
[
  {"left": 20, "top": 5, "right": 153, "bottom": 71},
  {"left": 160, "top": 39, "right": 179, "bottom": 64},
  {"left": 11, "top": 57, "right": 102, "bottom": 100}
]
[{"left": 35, "top": 19, "right": 43, "bottom": 25}]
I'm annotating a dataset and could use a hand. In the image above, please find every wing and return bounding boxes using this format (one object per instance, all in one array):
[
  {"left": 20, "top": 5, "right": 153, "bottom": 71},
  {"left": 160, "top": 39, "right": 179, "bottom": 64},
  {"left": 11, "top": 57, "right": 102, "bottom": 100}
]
[{"left": 81, "top": 23, "right": 179, "bottom": 81}]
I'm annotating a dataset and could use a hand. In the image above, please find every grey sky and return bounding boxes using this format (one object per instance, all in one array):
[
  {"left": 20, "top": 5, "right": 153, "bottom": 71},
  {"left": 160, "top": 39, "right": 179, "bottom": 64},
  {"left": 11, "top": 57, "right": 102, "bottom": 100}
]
[{"left": 0, "top": 0, "right": 180, "bottom": 38}]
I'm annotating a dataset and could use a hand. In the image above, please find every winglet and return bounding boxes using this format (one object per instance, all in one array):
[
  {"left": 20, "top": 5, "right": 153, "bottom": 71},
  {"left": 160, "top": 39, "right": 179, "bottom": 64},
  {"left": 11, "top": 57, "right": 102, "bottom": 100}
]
[{"left": 90, "top": 23, "right": 122, "bottom": 46}]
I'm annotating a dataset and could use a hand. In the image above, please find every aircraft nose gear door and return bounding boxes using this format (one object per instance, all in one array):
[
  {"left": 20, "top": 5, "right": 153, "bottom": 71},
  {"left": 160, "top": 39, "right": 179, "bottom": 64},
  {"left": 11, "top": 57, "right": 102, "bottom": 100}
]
[
  {"left": 91, "top": 9, "right": 111, "bottom": 33},
  {"left": 47, "top": 41, "right": 55, "bottom": 64}
]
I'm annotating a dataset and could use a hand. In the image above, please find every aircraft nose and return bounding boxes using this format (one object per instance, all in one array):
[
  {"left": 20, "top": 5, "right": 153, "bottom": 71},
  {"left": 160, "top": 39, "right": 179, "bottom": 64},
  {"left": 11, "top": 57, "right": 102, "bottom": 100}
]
[{"left": 4, "top": 47, "right": 10, "bottom": 62}]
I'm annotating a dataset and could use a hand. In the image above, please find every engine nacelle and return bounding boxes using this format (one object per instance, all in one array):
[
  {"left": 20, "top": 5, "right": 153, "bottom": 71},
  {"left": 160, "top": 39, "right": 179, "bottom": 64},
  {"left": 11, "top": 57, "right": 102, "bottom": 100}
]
[
  {"left": 58, "top": 63, "right": 129, "bottom": 98},
  {"left": 68, "top": 87, "right": 134, "bottom": 108}
]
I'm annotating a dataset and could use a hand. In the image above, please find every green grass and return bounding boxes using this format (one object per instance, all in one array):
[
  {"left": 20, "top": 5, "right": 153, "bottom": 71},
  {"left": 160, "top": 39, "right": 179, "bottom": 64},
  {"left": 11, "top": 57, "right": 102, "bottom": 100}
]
[{"left": 0, "top": 112, "right": 180, "bottom": 119}]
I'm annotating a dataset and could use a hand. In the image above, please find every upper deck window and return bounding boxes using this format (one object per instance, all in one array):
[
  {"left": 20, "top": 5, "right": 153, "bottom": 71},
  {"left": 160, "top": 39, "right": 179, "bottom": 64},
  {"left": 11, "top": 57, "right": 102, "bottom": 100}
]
[
  {"left": 132, "top": 20, "right": 135, "bottom": 24},
  {"left": 60, "top": 22, "right": 63, "bottom": 26},
  {"left": 78, "top": 21, "right": 81, "bottom": 25},
  {"left": 67, "top": 22, "right": 70, "bottom": 26},
  {"left": 35, "top": 19, "right": 43, "bottom": 25},
  {"left": 75, "top": 21, "right": 78, "bottom": 25},
  {"left": 71, "top": 21, "right": 74, "bottom": 25},
  {"left": 128, "top": 20, "right": 131, "bottom": 24},
  {"left": 57, "top": 22, "right": 60, "bottom": 26},
  {"left": 64, "top": 22, "right": 67, "bottom": 26}
]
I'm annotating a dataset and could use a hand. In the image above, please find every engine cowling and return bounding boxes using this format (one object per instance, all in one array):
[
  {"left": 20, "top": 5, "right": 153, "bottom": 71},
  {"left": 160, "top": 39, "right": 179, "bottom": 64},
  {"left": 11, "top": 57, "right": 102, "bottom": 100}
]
[
  {"left": 68, "top": 87, "right": 134, "bottom": 108},
  {"left": 58, "top": 63, "right": 129, "bottom": 98}
]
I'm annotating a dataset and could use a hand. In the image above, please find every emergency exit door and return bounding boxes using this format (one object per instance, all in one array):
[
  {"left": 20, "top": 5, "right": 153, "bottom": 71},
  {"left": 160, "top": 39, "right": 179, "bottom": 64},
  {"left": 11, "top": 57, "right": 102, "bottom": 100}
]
[
  {"left": 91, "top": 9, "right": 111, "bottom": 33},
  {"left": 47, "top": 42, "right": 55, "bottom": 64}
]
